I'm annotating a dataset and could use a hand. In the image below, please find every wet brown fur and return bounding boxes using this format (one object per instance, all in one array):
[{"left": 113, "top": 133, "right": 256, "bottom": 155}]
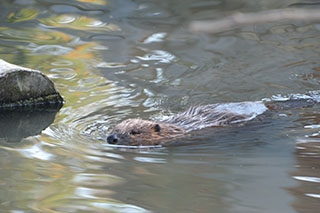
[
  {"left": 106, "top": 96, "right": 319, "bottom": 146},
  {"left": 107, "top": 118, "right": 186, "bottom": 146},
  {"left": 106, "top": 104, "right": 253, "bottom": 146}
]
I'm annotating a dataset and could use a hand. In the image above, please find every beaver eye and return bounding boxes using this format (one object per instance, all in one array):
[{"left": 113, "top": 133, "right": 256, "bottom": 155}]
[
  {"left": 154, "top": 124, "right": 161, "bottom": 132},
  {"left": 130, "top": 130, "right": 140, "bottom": 135}
]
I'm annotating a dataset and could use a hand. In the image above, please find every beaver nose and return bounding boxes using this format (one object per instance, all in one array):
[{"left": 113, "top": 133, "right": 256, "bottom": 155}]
[{"left": 107, "top": 134, "right": 118, "bottom": 144}]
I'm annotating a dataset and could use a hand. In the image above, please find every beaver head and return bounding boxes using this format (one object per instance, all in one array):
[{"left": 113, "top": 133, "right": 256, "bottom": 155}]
[{"left": 106, "top": 118, "right": 185, "bottom": 146}]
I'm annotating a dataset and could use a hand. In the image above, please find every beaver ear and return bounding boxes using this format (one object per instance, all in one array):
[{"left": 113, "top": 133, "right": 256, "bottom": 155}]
[{"left": 154, "top": 124, "right": 161, "bottom": 132}]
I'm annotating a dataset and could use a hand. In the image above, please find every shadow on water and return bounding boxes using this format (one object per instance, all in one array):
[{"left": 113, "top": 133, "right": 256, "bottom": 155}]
[{"left": 0, "top": 108, "right": 60, "bottom": 143}]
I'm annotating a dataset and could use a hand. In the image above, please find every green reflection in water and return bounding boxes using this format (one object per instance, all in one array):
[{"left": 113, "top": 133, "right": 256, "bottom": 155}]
[
  {"left": 0, "top": 1, "right": 147, "bottom": 212},
  {"left": 7, "top": 8, "right": 39, "bottom": 23},
  {"left": 40, "top": 15, "right": 121, "bottom": 32},
  {"left": 0, "top": 28, "right": 72, "bottom": 44},
  {"left": 0, "top": 28, "right": 116, "bottom": 126},
  {"left": 0, "top": 137, "right": 135, "bottom": 212},
  {"left": 0, "top": 2, "right": 123, "bottom": 130}
]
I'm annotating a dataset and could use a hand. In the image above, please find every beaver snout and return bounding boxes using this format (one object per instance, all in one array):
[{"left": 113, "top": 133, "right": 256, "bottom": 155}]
[{"left": 106, "top": 134, "right": 118, "bottom": 144}]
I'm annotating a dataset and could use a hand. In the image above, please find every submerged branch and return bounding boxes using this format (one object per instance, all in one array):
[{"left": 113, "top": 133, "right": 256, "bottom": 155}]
[{"left": 190, "top": 8, "right": 320, "bottom": 34}]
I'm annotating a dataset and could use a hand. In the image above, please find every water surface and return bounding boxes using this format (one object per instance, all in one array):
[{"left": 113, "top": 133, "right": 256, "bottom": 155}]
[{"left": 0, "top": 0, "right": 320, "bottom": 212}]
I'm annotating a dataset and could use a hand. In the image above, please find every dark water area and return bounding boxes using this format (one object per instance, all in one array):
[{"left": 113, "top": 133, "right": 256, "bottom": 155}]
[{"left": 0, "top": 0, "right": 320, "bottom": 212}]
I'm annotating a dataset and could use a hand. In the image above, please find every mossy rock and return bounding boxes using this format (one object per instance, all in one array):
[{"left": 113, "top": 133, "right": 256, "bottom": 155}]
[{"left": 0, "top": 59, "right": 63, "bottom": 109}]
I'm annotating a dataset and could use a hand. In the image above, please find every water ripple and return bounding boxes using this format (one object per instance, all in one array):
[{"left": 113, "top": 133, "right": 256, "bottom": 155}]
[
  {"left": 136, "top": 50, "right": 176, "bottom": 64},
  {"left": 134, "top": 156, "right": 167, "bottom": 163},
  {"left": 30, "top": 45, "right": 73, "bottom": 55},
  {"left": 294, "top": 176, "right": 320, "bottom": 183},
  {"left": 73, "top": 173, "right": 123, "bottom": 189},
  {"left": 91, "top": 202, "right": 150, "bottom": 213},
  {"left": 142, "top": 32, "right": 167, "bottom": 44},
  {"left": 0, "top": 28, "right": 73, "bottom": 44},
  {"left": 7, "top": 8, "right": 38, "bottom": 23},
  {"left": 305, "top": 193, "right": 320, "bottom": 198},
  {"left": 40, "top": 15, "right": 121, "bottom": 32}
]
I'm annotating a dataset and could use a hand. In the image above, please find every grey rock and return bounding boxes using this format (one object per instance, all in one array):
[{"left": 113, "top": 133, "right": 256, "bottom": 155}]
[{"left": 0, "top": 59, "right": 63, "bottom": 109}]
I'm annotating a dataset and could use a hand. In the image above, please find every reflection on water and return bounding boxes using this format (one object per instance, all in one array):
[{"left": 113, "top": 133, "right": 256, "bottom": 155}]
[
  {"left": 290, "top": 141, "right": 320, "bottom": 213},
  {"left": 0, "top": 0, "right": 319, "bottom": 212},
  {"left": 0, "top": 109, "right": 60, "bottom": 142},
  {"left": 289, "top": 111, "right": 320, "bottom": 212}
]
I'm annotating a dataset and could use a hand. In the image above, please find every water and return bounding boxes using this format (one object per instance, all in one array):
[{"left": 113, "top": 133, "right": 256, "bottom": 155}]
[{"left": 0, "top": 0, "right": 320, "bottom": 212}]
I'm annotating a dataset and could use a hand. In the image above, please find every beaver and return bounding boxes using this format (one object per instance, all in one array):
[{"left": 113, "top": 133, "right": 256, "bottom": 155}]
[
  {"left": 106, "top": 101, "right": 270, "bottom": 146},
  {"left": 106, "top": 96, "right": 320, "bottom": 146}
]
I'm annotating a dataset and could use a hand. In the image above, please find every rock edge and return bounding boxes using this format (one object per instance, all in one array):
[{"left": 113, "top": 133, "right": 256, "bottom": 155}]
[{"left": 0, "top": 59, "right": 63, "bottom": 109}]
